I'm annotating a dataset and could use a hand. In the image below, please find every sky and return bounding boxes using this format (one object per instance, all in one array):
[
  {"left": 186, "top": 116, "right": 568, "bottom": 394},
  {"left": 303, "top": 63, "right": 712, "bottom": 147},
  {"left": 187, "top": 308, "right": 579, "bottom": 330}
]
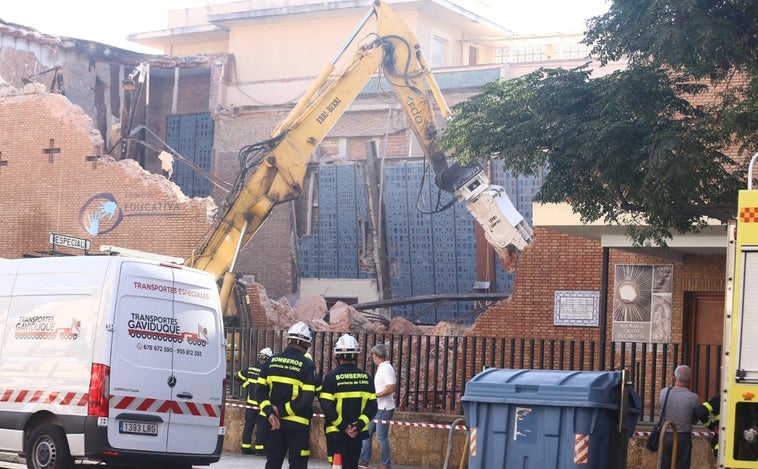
[
  {"left": 0, "top": 0, "right": 610, "bottom": 54},
  {"left": 492, "top": 0, "right": 609, "bottom": 34}
]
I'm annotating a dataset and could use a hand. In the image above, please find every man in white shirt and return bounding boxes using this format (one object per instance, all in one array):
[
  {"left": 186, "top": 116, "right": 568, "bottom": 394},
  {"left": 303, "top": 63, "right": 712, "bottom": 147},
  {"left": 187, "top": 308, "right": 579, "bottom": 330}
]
[{"left": 359, "top": 344, "right": 396, "bottom": 469}]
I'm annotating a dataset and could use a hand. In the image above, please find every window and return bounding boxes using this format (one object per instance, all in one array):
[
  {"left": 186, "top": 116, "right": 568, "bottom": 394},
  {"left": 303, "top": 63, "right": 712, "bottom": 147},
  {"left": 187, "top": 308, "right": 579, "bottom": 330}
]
[{"left": 431, "top": 36, "right": 448, "bottom": 68}]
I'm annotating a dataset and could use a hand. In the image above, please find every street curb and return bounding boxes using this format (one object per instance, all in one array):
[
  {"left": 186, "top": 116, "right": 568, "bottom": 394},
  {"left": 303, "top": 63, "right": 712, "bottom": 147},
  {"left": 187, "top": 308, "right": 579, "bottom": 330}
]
[{"left": 0, "top": 452, "right": 24, "bottom": 464}]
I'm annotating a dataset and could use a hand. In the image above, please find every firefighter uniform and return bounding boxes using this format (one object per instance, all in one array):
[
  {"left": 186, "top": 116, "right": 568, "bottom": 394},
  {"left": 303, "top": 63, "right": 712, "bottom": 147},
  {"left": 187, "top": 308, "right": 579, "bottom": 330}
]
[
  {"left": 695, "top": 394, "right": 720, "bottom": 456},
  {"left": 319, "top": 361, "right": 377, "bottom": 469},
  {"left": 236, "top": 362, "right": 262, "bottom": 454},
  {"left": 255, "top": 345, "right": 320, "bottom": 469}
]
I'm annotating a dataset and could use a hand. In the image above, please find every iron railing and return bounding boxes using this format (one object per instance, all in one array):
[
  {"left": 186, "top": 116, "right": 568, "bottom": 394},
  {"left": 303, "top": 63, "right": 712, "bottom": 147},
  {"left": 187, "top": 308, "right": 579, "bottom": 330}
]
[{"left": 226, "top": 328, "right": 721, "bottom": 423}]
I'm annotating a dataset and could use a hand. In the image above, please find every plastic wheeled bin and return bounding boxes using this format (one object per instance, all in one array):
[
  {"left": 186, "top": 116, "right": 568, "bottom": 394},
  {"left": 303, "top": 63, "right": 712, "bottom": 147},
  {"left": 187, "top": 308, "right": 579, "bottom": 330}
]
[{"left": 461, "top": 369, "right": 640, "bottom": 469}]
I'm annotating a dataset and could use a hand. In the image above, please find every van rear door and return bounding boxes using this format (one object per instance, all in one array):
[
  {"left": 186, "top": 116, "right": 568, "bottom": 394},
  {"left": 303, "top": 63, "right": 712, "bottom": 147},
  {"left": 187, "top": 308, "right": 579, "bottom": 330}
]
[
  {"left": 108, "top": 260, "right": 223, "bottom": 455},
  {"left": 164, "top": 265, "right": 224, "bottom": 454}
]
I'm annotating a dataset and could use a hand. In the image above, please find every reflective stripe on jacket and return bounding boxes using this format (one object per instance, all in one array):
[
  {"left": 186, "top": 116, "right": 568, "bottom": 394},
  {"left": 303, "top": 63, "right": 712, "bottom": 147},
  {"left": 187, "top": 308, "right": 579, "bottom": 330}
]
[
  {"left": 237, "top": 364, "right": 262, "bottom": 405},
  {"left": 319, "top": 362, "right": 377, "bottom": 438},
  {"left": 255, "top": 346, "right": 320, "bottom": 426}
]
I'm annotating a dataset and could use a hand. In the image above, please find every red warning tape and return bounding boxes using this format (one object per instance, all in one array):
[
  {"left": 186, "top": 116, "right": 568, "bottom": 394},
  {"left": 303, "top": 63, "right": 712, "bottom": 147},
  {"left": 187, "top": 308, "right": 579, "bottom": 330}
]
[
  {"left": 226, "top": 402, "right": 467, "bottom": 429},
  {"left": 226, "top": 402, "right": 715, "bottom": 435},
  {"left": 634, "top": 430, "right": 715, "bottom": 437}
]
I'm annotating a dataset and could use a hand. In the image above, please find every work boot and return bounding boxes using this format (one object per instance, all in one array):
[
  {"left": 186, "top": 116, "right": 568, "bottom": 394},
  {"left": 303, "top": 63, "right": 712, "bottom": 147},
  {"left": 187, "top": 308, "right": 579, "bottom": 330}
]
[
  {"left": 358, "top": 461, "right": 369, "bottom": 469},
  {"left": 241, "top": 448, "right": 254, "bottom": 455}
]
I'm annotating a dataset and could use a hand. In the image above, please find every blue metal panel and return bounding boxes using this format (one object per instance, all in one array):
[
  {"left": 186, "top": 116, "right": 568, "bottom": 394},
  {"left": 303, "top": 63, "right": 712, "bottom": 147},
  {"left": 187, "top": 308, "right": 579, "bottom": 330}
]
[
  {"left": 317, "top": 165, "right": 339, "bottom": 278},
  {"left": 384, "top": 162, "right": 413, "bottom": 302},
  {"left": 299, "top": 165, "right": 373, "bottom": 280},
  {"left": 166, "top": 113, "right": 213, "bottom": 198},
  {"left": 489, "top": 160, "right": 544, "bottom": 294},
  {"left": 297, "top": 235, "right": 318, "bottom": 278},
  {"left": 384, "top": 161, "right": 476, "bottom": 323},
  {"left": 295, "top": 159, "right": 546, "bottom": 324}
]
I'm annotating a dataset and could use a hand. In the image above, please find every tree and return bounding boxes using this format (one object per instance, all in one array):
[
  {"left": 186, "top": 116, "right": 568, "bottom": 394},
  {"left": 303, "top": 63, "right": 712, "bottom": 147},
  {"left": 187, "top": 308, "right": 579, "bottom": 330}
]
[{"left": 441, "top": 0, "right": 758, "bottom": 246}]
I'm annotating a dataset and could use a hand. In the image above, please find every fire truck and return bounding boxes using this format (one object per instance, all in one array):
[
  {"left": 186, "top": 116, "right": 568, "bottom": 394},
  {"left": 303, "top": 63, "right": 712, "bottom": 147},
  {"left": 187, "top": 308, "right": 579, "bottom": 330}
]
[{"left": 719, "top": 151, "right": 758, "bottom": 467}]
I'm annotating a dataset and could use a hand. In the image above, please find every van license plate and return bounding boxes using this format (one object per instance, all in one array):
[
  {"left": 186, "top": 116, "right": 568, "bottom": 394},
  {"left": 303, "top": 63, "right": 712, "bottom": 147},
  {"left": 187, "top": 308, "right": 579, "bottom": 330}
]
[{"left": 119, "top": 421, "right": 158, "bottom": 435}]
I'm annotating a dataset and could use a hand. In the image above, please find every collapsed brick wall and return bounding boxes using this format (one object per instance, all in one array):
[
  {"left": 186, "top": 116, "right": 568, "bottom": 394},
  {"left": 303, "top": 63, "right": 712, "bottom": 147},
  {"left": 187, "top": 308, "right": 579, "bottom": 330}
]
[
  {"left": 0, "top": 91, "right": 213, "bottom": 260},
  {"left": 0, "top": 41, "right": 124, "bottom": 149},
  {"left": 471, "top": 228, "right": 604, "bottom": 340}
]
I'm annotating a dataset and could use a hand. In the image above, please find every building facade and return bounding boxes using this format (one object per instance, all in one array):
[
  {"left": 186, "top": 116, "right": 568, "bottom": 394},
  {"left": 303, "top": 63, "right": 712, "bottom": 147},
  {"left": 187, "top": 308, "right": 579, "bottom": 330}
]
[
  {"left": 125, "top": 0, "right": 626, "bottom": 314},
  {"left": 0, "top": 0, "right": 726, "bottom": 381}
]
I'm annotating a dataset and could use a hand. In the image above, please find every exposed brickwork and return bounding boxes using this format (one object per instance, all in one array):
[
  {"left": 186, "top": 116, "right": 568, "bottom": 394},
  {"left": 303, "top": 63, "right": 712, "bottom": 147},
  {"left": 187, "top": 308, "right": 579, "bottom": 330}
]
[
  {"left": 246, "top": 282, "right": 268, "bottom": 330},
  {"left": 0, "top": 92, "right": 213, "bottom": 261},
  {"left": 347, "top": 138, "right": 366, "bottom": 160},
  {"left": 472, "top": 228, "right": 603, "bottom": 341},
  {"left": 382, "top": 131, "right": 412, "bottom": 158},
  {"left": 210, "top": 110, "right": 303, "bottom": 300},
  {"left": 233, "top": 205, "right": 295, "bottom": 301},
  {"left": 472, "top": 227, "right": 726, "bottom": 345},
  {"left": 318, "top": 139, "right": 341, "bottom": 160}
]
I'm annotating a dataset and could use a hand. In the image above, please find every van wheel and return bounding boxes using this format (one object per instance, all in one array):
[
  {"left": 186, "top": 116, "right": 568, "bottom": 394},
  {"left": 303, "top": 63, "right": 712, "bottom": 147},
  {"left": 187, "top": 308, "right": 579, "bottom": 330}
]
[{"left": 25, "top": 425, "right": 74, "bottom": 469}]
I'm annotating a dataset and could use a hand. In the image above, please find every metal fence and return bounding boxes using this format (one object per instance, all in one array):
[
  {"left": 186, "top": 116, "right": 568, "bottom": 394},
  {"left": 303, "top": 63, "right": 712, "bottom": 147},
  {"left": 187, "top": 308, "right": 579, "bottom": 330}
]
[{"left": 226, "top": 328, "right": 721, "bottom": 423}]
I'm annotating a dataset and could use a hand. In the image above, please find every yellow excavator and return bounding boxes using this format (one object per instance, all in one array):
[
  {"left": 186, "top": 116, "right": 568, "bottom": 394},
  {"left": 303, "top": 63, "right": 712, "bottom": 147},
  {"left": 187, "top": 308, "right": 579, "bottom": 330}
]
[{"left": 180, "top": 0, "right": 534, "bottom": 322}]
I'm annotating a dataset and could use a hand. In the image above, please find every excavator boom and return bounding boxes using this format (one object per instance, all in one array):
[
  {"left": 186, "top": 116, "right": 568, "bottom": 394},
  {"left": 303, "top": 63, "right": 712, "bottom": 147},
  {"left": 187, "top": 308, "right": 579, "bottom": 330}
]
[{"left": 185, "top": 0, "right": 533, "bottom": 316}]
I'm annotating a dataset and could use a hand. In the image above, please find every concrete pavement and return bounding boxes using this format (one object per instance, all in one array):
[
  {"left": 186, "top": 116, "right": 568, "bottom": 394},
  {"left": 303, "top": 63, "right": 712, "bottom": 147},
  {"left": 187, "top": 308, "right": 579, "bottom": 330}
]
[
  {"left": 0, "top": 450, "right": 435, "bottom": 469},
  {"left": 211, "top": 450, "right": 433, "bottom": 469}
]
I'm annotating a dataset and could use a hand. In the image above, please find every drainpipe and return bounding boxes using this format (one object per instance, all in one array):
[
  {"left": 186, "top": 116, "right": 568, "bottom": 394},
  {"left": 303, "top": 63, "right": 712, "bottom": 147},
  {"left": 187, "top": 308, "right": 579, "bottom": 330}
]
[{"left": 600, "top": 247, "right": 609, "bottom": 369}]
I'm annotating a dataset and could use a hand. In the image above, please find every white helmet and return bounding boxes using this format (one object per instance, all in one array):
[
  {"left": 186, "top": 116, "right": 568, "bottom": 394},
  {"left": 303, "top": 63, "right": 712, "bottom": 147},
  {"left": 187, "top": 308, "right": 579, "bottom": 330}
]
[
  {"left": 334, "top": 334, "right": 360, "bottom": 356},
  {"left": 286, "top": 321, "right": 312, "bottom": 345},
  {"left": 258, "top": 347, "right": 273, "bottom": 361}
]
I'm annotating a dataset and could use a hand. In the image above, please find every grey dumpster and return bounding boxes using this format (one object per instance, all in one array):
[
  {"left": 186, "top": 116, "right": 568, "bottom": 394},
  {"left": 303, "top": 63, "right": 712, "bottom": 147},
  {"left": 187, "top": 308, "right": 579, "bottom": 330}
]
[{"left": 461, "top": 369, "right": 640, "bottom": 469}]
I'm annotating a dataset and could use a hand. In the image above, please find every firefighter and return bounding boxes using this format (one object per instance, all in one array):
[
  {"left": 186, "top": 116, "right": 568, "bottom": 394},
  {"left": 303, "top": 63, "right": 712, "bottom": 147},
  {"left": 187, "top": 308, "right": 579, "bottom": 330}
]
[
  {"left": 254, "top": 322, "right": 320, "bottom": 469},
  {"left": 695, "top": 394, "right": 720, "bottom": 457},
  {"left": 236, "top": 347, "right": 272, "bottom": 455},
  {"left": 319, "top": 334, "right": 377, "bottom": 469}
]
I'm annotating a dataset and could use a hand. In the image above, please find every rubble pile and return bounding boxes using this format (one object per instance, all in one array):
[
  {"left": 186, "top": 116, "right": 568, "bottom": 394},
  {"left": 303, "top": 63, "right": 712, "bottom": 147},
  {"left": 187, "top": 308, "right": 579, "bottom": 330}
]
[{"left": 246, "top": 282, "right": 473, "bottom": 336}]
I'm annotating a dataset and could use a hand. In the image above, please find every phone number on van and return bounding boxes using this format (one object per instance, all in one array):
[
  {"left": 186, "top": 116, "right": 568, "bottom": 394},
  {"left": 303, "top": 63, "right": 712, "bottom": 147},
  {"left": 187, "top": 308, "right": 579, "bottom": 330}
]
[{"left": 139, "top": 343, "right": 203, "bottom": 357}]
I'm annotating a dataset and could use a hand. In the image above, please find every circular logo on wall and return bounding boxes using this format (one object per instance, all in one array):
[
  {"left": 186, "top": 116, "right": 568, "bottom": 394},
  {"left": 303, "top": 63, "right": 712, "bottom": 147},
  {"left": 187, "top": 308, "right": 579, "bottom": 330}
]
[{"left": 78, "top": 193, "right": 124, "bottom": 236}]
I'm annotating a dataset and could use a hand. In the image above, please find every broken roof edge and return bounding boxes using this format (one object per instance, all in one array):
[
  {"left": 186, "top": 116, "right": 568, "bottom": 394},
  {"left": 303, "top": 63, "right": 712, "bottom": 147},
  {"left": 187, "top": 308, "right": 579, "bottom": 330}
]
[{"left": 0, "top": 18, "right": 227, "bottom": 68}]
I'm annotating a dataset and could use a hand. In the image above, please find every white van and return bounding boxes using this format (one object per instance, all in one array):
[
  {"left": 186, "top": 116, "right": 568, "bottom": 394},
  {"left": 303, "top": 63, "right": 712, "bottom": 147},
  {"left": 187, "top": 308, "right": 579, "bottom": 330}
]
[{"left": 0, "top": 255, "right": 226, "bottom": 469}]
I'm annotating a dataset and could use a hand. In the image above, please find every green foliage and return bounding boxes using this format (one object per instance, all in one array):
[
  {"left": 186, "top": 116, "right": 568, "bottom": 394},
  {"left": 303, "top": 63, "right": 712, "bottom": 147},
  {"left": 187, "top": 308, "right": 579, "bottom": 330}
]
[{"left": 441, "top": 0, "right": 758, "bottom": 245}]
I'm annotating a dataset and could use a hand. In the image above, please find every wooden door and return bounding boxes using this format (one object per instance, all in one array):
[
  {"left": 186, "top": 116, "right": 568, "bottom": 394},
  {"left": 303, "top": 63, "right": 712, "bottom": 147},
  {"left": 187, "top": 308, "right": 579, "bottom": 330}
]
[{"left": 687, "top": 293, "right": 724, "bottom": 399}]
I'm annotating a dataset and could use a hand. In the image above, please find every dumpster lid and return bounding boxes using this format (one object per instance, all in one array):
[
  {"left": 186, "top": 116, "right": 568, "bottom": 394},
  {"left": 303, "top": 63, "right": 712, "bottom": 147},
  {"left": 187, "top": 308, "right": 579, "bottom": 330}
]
[{"left": 461, "top": 369, "right": 622, "bottom": 408}]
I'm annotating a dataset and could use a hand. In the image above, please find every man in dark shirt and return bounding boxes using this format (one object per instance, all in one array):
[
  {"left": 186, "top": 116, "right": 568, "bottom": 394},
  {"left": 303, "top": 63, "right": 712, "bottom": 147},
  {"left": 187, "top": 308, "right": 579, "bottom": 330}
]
[
  {"left": 319, "top": 334, "right": 377, "bottom": 469},
  {"left": 255, "top": 322, "right": 320, "bottom": 469},
  {"left": 236, "top": 347, "right": 272, "bottom": 454}
]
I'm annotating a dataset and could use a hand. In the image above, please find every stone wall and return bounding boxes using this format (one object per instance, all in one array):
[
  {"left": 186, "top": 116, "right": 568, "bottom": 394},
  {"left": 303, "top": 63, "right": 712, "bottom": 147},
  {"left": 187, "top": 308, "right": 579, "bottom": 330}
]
[{"left": 224, "top": 400, "right": 718, "bottom": 468}]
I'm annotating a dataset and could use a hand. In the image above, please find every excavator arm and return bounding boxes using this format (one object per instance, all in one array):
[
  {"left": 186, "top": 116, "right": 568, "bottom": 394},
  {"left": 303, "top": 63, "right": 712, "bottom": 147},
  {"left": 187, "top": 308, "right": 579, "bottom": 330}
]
[{"left": 186, "top": 0, "right": 533, "bottom": 317}]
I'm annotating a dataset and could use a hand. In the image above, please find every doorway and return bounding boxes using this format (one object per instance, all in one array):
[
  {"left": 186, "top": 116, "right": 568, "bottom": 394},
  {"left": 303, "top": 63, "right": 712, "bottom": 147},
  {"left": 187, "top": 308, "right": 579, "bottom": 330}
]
[{"left": 686, "top": 292, "right": 724, "bottom": 399}]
